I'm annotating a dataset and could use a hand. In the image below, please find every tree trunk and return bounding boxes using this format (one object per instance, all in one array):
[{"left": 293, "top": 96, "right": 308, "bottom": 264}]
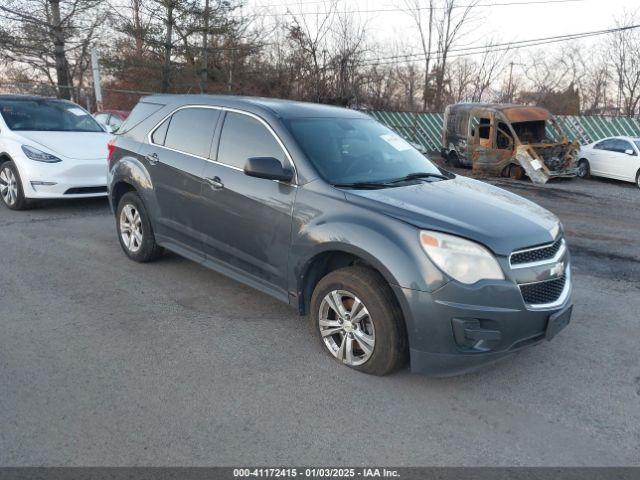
[
  {"left": 162, "top": 1, "right": 174, "bottom": 93},
  {"left": 199, "top": 0, "right": 209, "bottom": 93},
  {"left": 49, "top": 0, "right": 72, "bottom": 100}
]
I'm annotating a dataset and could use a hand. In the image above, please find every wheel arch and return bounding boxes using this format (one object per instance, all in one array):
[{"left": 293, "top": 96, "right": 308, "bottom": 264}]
[{"left": 296, "top": 244, "right": 409, "bottom": 317}]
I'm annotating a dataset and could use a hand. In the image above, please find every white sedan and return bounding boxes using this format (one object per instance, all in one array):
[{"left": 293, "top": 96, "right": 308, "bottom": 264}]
[
  {"left": 0, "top": 95, "right": 111, "bottom": 210},
  {"left": 577, "top": 136, "right": 640, "bottom": 189}
]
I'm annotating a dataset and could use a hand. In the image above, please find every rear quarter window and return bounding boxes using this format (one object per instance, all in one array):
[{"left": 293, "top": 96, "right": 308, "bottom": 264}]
[{"left": 119, "top": 102, "right": 164, "bottom": 133}]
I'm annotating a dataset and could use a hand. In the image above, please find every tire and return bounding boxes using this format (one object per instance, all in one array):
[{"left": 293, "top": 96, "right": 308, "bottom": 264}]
[
  {"left": 448, "top": 151, "right": 461, "bottom": 168},
  {"left": 116, "top": 191, "right": 163, "bottom": 262},
  {"left": 509, "top": 164, "right": 525, "bottom": 180},
  {"left": 0, "top": 161, "right": 29, "bottom": 210},
  {"left": 577, "top": 159, "right": 590, "bottom": 179},
  {"left": 636, "top": 170, "right": 640, "bottom": 190},
  {"left": 310, "top": 266, "right": 408, "bottom": 375}
]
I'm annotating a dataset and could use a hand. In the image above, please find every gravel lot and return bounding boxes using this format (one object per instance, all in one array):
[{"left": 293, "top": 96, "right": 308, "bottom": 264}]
[{"left": 0, "top": 173, "right": 639, "bottom": 466}]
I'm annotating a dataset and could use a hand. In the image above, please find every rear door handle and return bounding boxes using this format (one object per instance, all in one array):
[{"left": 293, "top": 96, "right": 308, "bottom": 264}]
[
  {"left": 205, "top": 176, "right": 224, "bottom": 190},
  {"left": 145, "top": 152, "right": 159, "bottom": 165}
]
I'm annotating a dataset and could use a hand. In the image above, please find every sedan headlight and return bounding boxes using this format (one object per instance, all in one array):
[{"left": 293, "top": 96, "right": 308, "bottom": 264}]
[
  {"left": 21, "top": 145, "right": 62, "bottom": 163},
  {"left": 420, "top": 230, "right": 504, "bottom": 284}
]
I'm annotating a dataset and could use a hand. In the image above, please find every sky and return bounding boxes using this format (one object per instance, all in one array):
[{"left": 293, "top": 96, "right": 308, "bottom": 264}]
[{"left": 243, "top": 0, "right": 638, "bottom": 62}]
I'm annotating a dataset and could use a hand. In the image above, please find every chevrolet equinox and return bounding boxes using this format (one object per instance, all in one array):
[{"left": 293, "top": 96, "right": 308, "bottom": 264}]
[{"left": 107, "top": 95, "right": 572, "bottom": 376}]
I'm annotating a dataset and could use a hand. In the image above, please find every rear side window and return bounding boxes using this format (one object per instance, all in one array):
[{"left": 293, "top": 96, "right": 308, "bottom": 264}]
[
  {"left": 119, "top": 102, "right": 163, "bottom": 133},
  {"left": 217, "top": 112, "right": 286, "bottom": 169},
  {"left": 164, "top": 107, "right": 220, "bottom": 158}
]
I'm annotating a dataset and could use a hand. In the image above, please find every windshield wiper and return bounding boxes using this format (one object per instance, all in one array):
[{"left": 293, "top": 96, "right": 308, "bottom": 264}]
[
  {"left": 332, "top": 181, "right": 393, "bottom": 189},
  {"left": 385, "top": 172, "right": 450, "bottom": 184}
]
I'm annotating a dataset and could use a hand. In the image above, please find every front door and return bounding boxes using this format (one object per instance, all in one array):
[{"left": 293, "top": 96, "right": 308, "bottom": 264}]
[
  {"left": 140, "top": 106, "right": 221, "bottom": 256},
  {"left": 200, "top": 111, "right": 296, "bottom": 299}
]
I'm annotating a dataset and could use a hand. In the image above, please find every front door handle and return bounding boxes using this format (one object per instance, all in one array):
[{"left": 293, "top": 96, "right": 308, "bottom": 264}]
[
  {"left": 206, "top": 176, "right": 224, "bottom": 190},
  {"left": 145, "top": 152, "right": 159, "bottom": 165}
]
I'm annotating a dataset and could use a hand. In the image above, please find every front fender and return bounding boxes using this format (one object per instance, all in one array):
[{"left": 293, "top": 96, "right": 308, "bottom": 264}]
[{"left": 289, "top": 183, "right": 448, "bottom": 295}]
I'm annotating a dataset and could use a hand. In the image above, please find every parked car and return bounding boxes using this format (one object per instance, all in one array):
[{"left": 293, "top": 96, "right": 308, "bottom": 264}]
[
  {"left": 108, "top": 95, "right": 572, "bottom": 376},
  {"left": 0, "top": 95, "right": 110, "bottom": 210},
  {"left": 577, "top": 136, "right": 640, "bottom": 189},
  {"left": 442, "top": 103, "right": 579, "bottom": 184},
  {"left": 94, "top": 109, "right": 130, "bottom": 133}
]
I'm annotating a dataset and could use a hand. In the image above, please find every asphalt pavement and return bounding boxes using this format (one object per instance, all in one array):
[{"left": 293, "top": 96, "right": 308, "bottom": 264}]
[{"left": 0, "top": 174, "right": 638, "bottom": 466}]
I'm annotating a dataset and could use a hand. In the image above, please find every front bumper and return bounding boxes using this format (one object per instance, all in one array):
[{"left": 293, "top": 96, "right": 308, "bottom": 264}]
[
  {"left": 393, "top": 270, "right": 572, "bottom": 377},
  {"left": 16, "top": 154, "right": 108, "bottom": 199}
]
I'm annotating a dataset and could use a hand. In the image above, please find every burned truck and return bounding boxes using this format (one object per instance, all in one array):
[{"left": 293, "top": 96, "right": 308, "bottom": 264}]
[{"left": 441, "top": 103, "right": 578, "bottom": 184}]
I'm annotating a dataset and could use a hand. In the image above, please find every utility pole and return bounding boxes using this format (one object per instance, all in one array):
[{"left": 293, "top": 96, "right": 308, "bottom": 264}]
[
  {"left": 200, "top": 0, "right": 210, "bottom": 93},
  {"left": 90, "top": 46, "right": 103, "bottom": 112}
]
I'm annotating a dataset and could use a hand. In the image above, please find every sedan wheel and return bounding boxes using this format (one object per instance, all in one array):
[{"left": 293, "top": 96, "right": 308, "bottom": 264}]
[
  {"left": 0, "top": 165, "right": 18, "bottom": 207},
  {"left": 119, "top": 204, "right": 144, "bottom": 253},
  {"left": 319, "top": 289, "right": 376, "bottom": 366}
]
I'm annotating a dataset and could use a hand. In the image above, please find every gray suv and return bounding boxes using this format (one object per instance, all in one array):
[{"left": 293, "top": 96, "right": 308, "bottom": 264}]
[{"left": 107, "top": 95, "right": 572, "bottom": 376}]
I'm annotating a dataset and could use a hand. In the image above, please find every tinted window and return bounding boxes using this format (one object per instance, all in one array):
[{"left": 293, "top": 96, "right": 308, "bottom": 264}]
[
  {"left": 217, "top": 112, "right": 286, "bottom": 169},
  {"left": 164, "top": 108, "right": 220, "bottom": 158},
  {"left": 285, "top": 117, "right": 440, "bottom": 184},
  {"left": 119, "top": 102, "right": 163, "bottom": 133},
  {"left": 151, "top": 117, "right": 170, "bottom": 145},
  {"left": 595, "top": 139, "right": 615, "bottom": 151},
  {"left": 611, "top": 139, "right": 634, "bottom": 154},
  {"left": 0, "top": 99, "right": 103, "bottom": 132}
]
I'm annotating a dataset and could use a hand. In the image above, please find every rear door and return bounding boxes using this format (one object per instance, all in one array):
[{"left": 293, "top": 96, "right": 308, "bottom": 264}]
[
  {"left": 140, "top": 106, "right": 221, "bottom": 257},
  {"left": 199, "top": 110, "right": 297, "bottom": 299}
]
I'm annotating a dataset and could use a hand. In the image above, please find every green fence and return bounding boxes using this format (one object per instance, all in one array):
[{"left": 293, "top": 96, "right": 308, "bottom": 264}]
[{"left": 368, "top": 111, "right": 640, "bottom": 151}]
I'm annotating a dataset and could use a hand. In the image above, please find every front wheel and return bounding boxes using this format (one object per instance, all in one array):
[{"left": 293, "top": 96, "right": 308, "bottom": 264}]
[
  {"left": 636, "top": 170, "right": 640, "bottom": 190},
  {"left": 448, "top": 151, "right": 461, "bottom": 168},
  {"left": 310, "top": 266, "right": 408, "bottom": 375},
  {"left": 116, "top": 191, "right": 163, "bottom": 262},
  {"left": 0, "top": 161, "right": 29, "bottom": 210},
  {"left": 577, "top": 159, "right": 590, "bottom": 179}
]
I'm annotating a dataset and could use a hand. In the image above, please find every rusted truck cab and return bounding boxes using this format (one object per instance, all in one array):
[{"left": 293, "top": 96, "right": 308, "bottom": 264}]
[{"left": 442, "top": 103, "right": 578, "bottom": 184}]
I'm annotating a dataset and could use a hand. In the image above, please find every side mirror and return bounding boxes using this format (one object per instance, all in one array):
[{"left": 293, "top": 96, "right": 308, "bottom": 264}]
[
  {"left": 244, "top": 157, "right": 294, "bottom": 182},
  {"left": 625, "top": 149, "right": 635, "bottom": 156}
]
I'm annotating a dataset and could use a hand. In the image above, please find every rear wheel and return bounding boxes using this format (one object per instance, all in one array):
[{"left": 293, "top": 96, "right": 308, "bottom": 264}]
[
  {"left": 116, "top": 191, "right": 163, "bottom": 262},
  {"left": 509, "top": 164, "right": 525, "bottom": 180},
  {"left": 448, "top": 151, "right": 461, "bottom": 168},
  {"left": 636, "top": 170, "right": 640, "bottom": 190},
  {"left": 310, "top": 266, "right": 408, "bottom": 375},
  {"left": 577, "top": 159, "right": 590, "bottom": 179},
  {"left": 0, "top": 161, "right": 28, "bottom": 210}
]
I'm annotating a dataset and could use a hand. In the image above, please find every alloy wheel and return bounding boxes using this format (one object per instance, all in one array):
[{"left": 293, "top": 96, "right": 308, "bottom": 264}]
[
  {"left": 119, "top": 204, "right": 143, "bottom": 253},
  {"left": 0, "top": 166, "right": 18, "bottom": 206},
  {"left": 318, "top": 290, "right": 375, "bottom": 366}
]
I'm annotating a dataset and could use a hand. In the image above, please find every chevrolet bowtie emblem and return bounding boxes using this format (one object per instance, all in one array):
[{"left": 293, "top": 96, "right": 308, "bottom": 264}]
[{"left": 549, "top": 262, "right": 565, "bottom": 277}]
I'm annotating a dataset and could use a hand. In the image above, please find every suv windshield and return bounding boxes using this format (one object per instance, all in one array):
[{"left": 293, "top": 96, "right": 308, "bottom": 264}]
[
  {"left": 0, "top": 99, "right": 103, "bottom": 132},
  {"left": 285, "top": 118, "right": 441, "bottom": 184}
]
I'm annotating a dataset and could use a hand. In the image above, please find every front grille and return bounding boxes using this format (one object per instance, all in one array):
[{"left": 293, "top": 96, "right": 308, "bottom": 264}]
[
  {"left": 64, "top": 186, "right": 107, "bottom": 195},
  {"left": 511, "top": 237, "right": 563, "bottom": 266},
  {"left": 520, "top": 275, "right": 566, "bottom": 305}
]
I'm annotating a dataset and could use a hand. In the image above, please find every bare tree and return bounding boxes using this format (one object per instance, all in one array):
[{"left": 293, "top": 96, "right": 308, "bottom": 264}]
[
  {"left": 433, "top": 0, "right": 478, "bottom": 111},
  {"left": 609, "top": 12, "right": 640, "bottom": 116},
  {"left": 0, "top": 0, "right": 106, "bottom": 99},
  {"left": 401, "top": 0, "right": 435, "bottom": 111}
]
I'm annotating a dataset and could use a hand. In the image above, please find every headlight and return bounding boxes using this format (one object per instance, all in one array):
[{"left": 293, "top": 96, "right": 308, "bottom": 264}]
[
  {"left": 21, "top": 145, "right": 62, "bottom": 163},
  {"left": 420, "top": 230, "right": 504, "bottom": 284}
]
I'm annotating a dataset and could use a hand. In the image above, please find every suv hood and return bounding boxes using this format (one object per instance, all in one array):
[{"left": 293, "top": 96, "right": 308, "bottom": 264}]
[
  {"left": 18, "top": 131, "right": 111, "bottom": 160},
  {"left": 344, "top": 176, "right": 559, "bottom": 256}
]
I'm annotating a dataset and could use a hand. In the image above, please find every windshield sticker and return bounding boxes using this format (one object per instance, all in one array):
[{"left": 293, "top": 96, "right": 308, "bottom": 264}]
[
  {"left": 380, "top": 134, "right": 412, "bottom": 151},
  {"left": 67, "top": 107, "right": 88, "bottom": 116}
]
